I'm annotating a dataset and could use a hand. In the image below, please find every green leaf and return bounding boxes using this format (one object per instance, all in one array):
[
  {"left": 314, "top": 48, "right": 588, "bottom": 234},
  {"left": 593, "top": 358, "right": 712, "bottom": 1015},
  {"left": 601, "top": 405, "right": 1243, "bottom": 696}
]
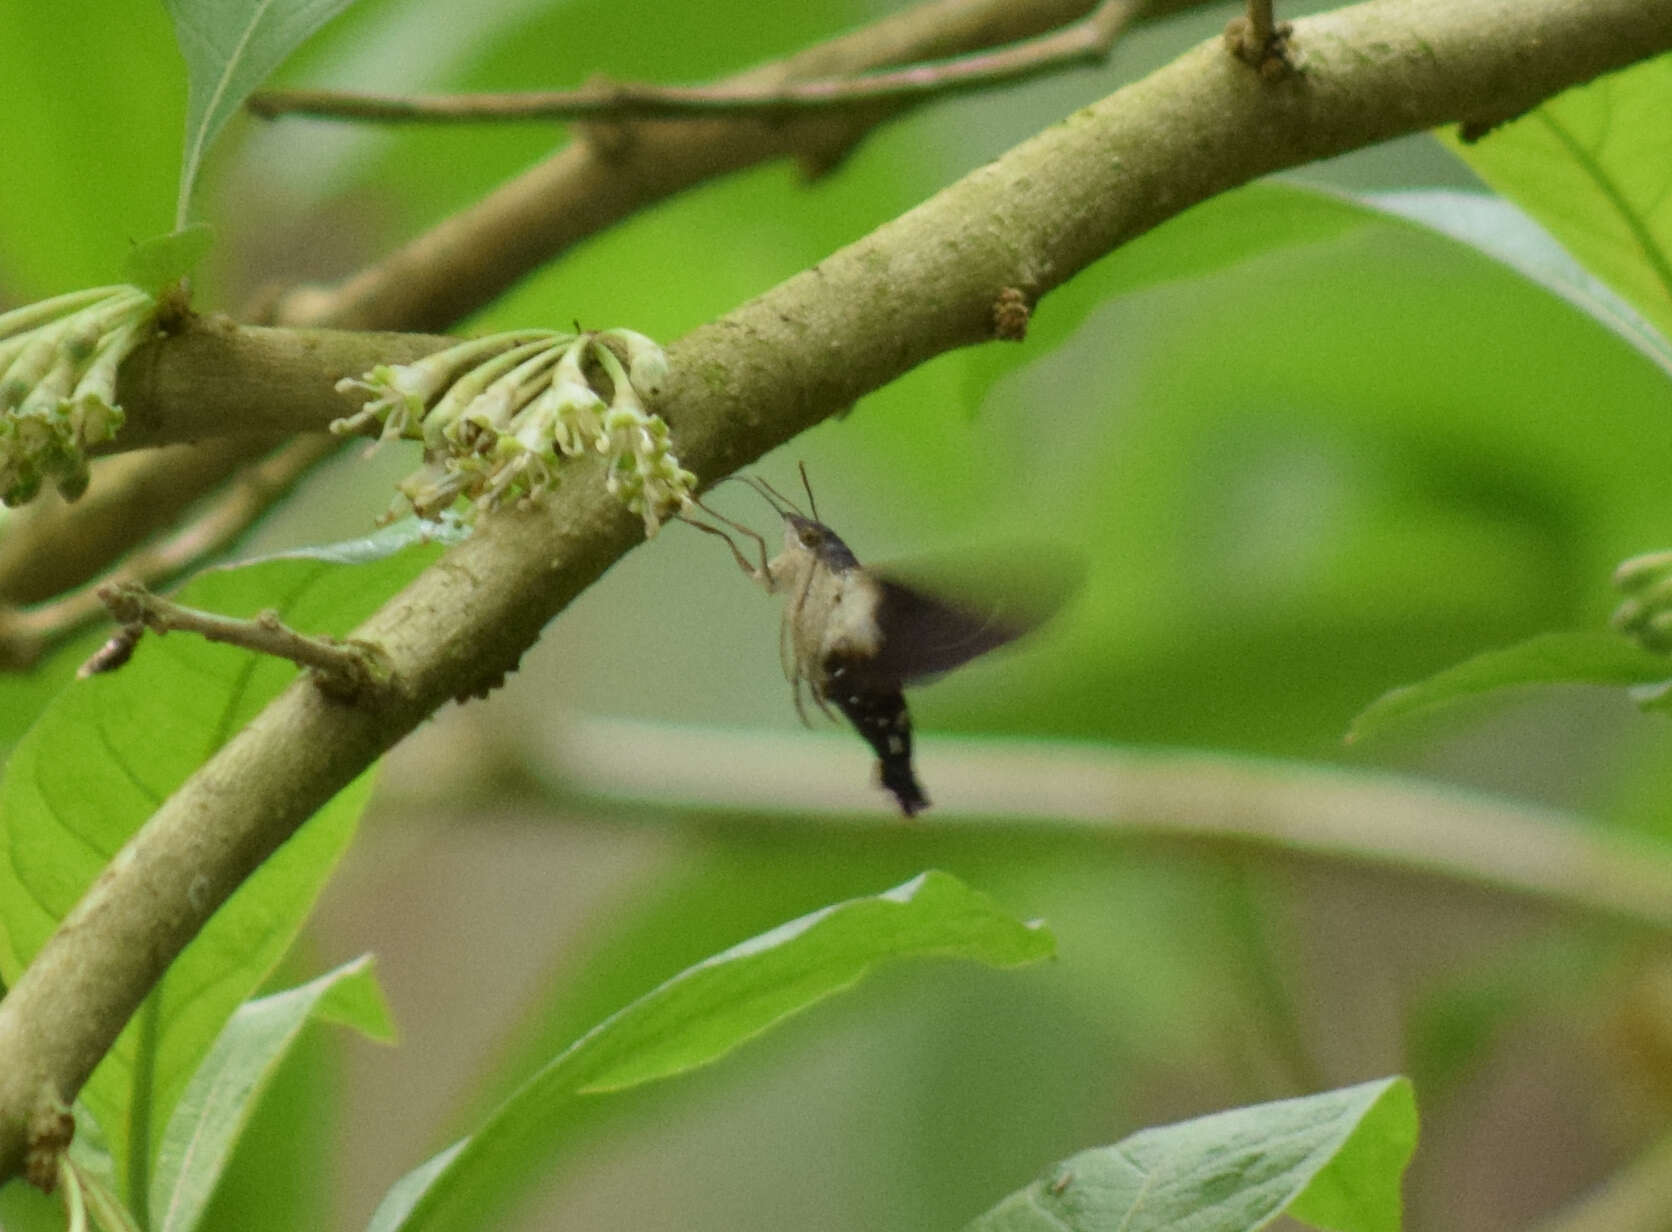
[
  {"left": 1348, "top": 631, "right": 1672, "bottom": 743},
  {"left": 964, "top": 1077, "right": 1416, "bottom": 1232},
  {"left": 122, "top": 224, "right": 215, "bottom": 294},
  {"left": 368, "top": 870, "right": 1054, "bottom": 1232},
  {"left": 1438, "top": 55, "right": 1672, "bottom": 342},
  {"left": 1363, "top": 189, "right": 1672, "bottom": 380},
  {"left": 66, "top": 1107, "right": 140, "bottom": 1232},
  {"left": 957, "top": 176, "right": 1672, "bottom": 452},
  {"left": 0, "top": 536, "right": 440, "bottom": 1207},
  {"left": 150, "top": 955, "right": 392, "bottom": 1232},
  {"left": 162, "top": 0, "right": 361, "bottom": 225}
]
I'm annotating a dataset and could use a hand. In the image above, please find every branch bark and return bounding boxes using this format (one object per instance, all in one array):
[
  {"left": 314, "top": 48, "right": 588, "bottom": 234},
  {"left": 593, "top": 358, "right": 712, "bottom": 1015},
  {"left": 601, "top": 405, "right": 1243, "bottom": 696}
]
[
  {"left": 105, "top": 319, "right": 456, "bottom": 451},
  {"left": 0, "top": 0, "right": 1668, "bottom": 1181}
]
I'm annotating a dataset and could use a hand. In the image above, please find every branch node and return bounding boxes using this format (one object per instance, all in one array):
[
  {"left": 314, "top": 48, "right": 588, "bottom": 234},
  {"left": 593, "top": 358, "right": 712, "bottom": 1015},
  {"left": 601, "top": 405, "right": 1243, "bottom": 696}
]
[
  {"left": 572, "top": 73, "right": 639, "bottom": 162},
  {"left": 23, "top": 1092, "right": 72, "bottom": 1194},
  {"left": 991, "top": 287, "right": 1031, "bottom": 341},
  {"left": 1224, "top": 6, "right": 1295, "bottom": 81},
  {"left": 82, "top": 581, "right": 394, "bottom": 703}
]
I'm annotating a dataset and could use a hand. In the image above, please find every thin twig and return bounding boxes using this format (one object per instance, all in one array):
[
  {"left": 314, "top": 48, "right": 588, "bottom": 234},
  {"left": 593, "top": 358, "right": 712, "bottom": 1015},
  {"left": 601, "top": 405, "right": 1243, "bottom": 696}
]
[
  {"left": 0, "top": 442, "right": 271, "bottom": 606},
  {"left": 0, "top": 438, "right": 335, "bottom": 671},
  {"left": 81, "top": 580, "right": 389, "bottom": 701},
  {"left": 249, "top": 0, "right": 1142, "bottom": 124}
]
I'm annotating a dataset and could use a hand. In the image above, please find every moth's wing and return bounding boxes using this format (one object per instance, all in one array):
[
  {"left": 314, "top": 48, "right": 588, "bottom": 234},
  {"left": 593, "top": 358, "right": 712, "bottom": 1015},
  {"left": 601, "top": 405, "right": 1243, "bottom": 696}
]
[{"left": 859, "top": 545, "right": 1079, "bottom": 686}]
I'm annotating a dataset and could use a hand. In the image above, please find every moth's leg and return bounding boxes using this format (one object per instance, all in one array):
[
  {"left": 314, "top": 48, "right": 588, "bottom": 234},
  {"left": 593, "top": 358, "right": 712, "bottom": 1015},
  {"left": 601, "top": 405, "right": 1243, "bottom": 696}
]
[
  {"left": 791, "top": 569, "right": 843, "bottom": 724},
  {"left": 810, "top": 664, "right": 843, "bottom": 724},
  {"left": 789, "top": 670, "right": 813, "bottom": 728},
  {"left": 779, "top": 564, "right": 817, "bottom": 682},
  {"left": 778, "top": 607, "right": 797, "bottom": 684},
  {"left": 679, "top": 497, "right": 773, "bottom": 589}
]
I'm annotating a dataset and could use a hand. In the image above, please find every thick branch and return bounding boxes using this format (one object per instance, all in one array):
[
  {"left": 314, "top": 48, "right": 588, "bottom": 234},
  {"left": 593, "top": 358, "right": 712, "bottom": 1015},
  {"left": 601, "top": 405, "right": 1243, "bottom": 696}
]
[
  {"left": 0, "top": 0, "right": 1668, "bottom": 1180},
  {"left": 104, "top": 319, "right": 454, "bottom": 450}
]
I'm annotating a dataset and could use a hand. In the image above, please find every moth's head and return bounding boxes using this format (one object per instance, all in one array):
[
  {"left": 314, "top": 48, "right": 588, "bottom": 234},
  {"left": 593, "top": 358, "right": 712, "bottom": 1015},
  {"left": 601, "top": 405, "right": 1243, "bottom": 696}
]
[
  {"left": 782, "top": 514, "right": 828, "bottom": 554},
  {"left": 780, "top": 512, "right": 860, "bottom": 572}
]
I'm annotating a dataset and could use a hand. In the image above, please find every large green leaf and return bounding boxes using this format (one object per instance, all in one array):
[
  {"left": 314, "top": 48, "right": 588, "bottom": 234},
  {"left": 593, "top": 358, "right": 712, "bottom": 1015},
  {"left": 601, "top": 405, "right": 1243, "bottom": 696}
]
[
  {"left": 368, "top": 870, "right": 1055, "bottom": 1232},
  {"left": 964, "top": 1078, "right": 1416, "bottom": 1232},
  {"left": 1364, "top": 188, "right": 1672, "bottom": 379},
  {"left": 162, "top": 0, "right": 361, "bottom": 224},
  {"left": 1348, "top": 631, "right": 1672, "bottom": 744},
  {"left": 150, "top": 955, "right": 393, "bottom": 1232},
  {"left": 0, "top": 536, "right": 439, "bottom": 1209},
  {"left": 1438, "top": 54, "right": 1672, "bottom": 341}
]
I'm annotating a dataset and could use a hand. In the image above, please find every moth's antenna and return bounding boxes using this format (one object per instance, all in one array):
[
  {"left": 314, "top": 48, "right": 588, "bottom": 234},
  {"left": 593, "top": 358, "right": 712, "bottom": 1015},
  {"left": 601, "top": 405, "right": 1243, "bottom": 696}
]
[
  {"left": 796, "top": 461, "right": 820, "bottom": 523},
  {"left": 748, "top": 474, "right": 807, "bottom": 519}
]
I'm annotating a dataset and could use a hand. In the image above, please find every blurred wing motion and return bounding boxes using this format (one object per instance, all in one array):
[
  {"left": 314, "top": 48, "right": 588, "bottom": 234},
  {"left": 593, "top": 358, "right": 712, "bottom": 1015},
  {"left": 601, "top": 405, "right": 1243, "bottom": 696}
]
[{"left": 859, "top": 558, "right": 1072, "bottom": 687}]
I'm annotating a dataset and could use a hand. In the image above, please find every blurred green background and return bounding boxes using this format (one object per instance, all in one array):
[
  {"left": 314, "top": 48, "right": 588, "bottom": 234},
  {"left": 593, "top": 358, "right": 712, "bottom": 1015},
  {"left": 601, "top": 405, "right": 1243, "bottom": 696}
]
[{"left": 3, "top": 0, "right": 1671, "bottom": 1229}]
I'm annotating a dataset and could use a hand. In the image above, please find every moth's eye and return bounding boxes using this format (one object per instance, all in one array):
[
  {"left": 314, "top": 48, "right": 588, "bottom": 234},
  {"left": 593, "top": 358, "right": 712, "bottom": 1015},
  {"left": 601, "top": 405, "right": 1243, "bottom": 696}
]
[{"left": 798, "top": 527, "right": 820, "bottom": 548}]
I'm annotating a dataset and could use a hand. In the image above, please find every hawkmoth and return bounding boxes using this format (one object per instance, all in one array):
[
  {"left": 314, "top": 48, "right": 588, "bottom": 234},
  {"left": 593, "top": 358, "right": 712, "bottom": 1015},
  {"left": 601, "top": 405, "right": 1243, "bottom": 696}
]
[{"left": 686, "top": 469, "right": 1066, "bottom": 816}]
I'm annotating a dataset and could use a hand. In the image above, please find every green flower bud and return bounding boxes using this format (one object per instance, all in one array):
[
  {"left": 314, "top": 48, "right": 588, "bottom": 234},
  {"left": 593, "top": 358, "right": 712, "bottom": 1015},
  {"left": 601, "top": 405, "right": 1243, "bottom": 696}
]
[
  {"left": 0, "top": 334, "right": 57, "bottom": 411},
  {"left": 1, "top": 457, "right": 42, "bottom": 507}
]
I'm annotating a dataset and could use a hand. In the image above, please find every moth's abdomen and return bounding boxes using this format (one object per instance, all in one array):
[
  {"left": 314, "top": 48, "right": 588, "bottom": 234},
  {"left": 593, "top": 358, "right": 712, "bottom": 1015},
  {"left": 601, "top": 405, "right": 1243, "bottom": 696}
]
[{"left": 830, "top": 682, "right": 928, "bottom": 817}]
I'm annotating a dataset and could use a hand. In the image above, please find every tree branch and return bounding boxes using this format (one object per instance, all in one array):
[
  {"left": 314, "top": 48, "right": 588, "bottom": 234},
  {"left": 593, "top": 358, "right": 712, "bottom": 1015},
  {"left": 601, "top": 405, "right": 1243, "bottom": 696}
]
[
  {"left": 409, "top": 715, "right": 1672, "bottom": 933},
  {"left": 103, "top": 318, "right": 456, "bottom": 451},
  {"left": 0, "top": 0, "right": 1132, "bottom": 625},
  {"left": 248, "top": 0, "right": 1143, "bottom": 123},
  {"left": 82, "top": 581, "right": 389, "bottom": 700},
  {"left": 0, "top": 0, "right": 1667, "bottom": 1181}
]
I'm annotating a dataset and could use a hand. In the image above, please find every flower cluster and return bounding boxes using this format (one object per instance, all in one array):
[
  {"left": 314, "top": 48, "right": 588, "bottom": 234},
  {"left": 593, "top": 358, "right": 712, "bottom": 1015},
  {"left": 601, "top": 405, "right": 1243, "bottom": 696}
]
[
  {"left": 0, "top": 286, "right": 155, "bottom": 506},
  {"left": 332, "top": 328, "right": 692, "bottom": 534}
]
